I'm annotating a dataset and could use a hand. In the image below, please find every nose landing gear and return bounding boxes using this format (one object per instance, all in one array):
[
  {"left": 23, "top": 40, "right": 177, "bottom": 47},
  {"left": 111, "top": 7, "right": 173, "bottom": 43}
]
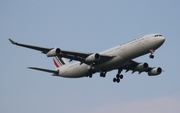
[
  {"left": 149, "top": 54, "right": 154, "bottom": 59},
  {"left": 149, "top": 49, "right": 155, "bottom": 59}
]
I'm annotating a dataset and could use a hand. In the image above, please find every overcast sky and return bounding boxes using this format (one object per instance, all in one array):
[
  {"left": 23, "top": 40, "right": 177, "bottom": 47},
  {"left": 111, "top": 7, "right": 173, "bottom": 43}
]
[{"left": 1, "top": 0, "right": 180, "bottom": 113}]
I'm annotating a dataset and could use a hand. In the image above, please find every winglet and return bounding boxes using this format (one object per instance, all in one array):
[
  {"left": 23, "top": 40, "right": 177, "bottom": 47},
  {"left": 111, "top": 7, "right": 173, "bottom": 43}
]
[{"left": 9, "top": 39, "right": 17, "bottom": 44}]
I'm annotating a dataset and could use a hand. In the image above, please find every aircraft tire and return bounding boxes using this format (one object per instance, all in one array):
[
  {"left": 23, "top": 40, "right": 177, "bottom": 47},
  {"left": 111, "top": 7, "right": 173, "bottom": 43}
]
[
  {"left": 117, "top": 78, "right": 120, "bottom": 83},
  {"left": 120, "top": 75, "right": 123, "bottom": 79},
  {"left": 149, "top": 55, "right": 154, "bottom": 59},
  {"left": 113, "top": 78, "right": 117, "bottom": 82},
  {"left": 89, "top": 75, "right": 92, "bottom": 78}
]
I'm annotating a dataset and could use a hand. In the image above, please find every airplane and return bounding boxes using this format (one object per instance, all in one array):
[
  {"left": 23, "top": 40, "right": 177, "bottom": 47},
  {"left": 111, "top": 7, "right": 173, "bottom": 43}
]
[{"left": 9, "top": 33, "right": 165, "bottom": 83}]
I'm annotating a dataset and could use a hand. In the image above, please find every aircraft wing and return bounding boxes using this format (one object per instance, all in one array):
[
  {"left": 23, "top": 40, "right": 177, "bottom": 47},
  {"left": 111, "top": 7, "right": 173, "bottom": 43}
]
[
  {"left": 121, "top": 60, "right": 163, "bottom": 76},
  {"left": 9, "top": 39, "right": 52, "bottom": 53},
  {"left": 121, "top": 60, "right": 152, "bottom": 73},
  {"left": 9, "top": 39, "right": 114, "bottom": 64},
  {"left": 60, "top": 50, "right": 114, "bottom": 64}
]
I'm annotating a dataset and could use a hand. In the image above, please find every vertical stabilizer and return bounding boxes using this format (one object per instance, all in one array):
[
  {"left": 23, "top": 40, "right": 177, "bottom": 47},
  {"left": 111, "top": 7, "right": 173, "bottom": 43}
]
[{"left": 53, "top": 56, "right": 69, "bottom": 69}]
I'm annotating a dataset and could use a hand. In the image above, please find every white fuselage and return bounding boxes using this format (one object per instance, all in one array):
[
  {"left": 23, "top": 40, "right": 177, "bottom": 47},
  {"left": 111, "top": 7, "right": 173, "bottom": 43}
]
[{"left": 57, "top": 34, "right": 165, "bottom": 78}]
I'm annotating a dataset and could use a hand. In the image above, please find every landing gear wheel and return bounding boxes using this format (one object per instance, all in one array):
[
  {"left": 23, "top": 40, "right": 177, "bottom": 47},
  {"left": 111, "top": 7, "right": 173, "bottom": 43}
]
[
  {"left": 100, "top": 72, "right": 106, "bottom": 77},
  {"left": 120, "top": 75, "right": 123, "bottom": 79},
  {"left": 113, "top": 78, "right": 117, "bottom": 82},
  {"left": 117, "top": 78, "right": 120, "bottom": 83},
  {"left": 89, "top": 74, "right": 92, "bottom": 78},
  {"left": 88, "top": 69, "right": 93, "bottom": 78},
  {"left": 149, "top": 54, "right": 154, "bottom": 59},
  {"left": 101, "top": 74, "right": 105, "bottom": 77},
  {"left": 113, "top": 78, "right": 120, "bottom": 83}
]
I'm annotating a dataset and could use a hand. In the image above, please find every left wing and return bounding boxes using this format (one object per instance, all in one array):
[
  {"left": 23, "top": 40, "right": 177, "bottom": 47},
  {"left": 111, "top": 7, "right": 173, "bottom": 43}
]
[{"left": 9, "top": 39, "right": 114, "bottom": 65}]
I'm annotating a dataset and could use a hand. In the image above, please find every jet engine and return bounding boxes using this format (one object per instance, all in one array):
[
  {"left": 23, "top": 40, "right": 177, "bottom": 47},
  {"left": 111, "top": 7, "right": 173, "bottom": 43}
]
[
  {"left": 148, "top": 67, "right": 162, "bottom": 76},
  {"left": 85, "top": 53, "right": 100, "bottom": 62},
  {"left": 46, "top": 48, "right": 61, "bottom": 57},
  {"left": 134, "top": 62, "right": 149, "bottom": 71}
]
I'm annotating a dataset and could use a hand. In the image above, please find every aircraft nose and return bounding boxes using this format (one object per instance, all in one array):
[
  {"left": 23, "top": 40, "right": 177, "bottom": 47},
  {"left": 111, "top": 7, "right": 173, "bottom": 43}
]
[
  {"left": 160, "top": 36, "right": 165, "bottom": 43},
  {"left": 157, "top": 36, "right": 165, "bottom": 45}
]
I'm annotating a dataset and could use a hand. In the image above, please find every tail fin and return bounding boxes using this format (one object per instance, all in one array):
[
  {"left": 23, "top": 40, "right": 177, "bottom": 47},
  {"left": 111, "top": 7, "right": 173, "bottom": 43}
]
[{"left": 53, "top": 56, "right": 69, "bottom": 69}]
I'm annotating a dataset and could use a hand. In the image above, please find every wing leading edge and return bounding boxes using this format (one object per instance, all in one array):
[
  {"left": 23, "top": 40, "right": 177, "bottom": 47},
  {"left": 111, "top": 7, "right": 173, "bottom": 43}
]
[{"left": 9, "top": 39, "right": 114, "bottom": 64}]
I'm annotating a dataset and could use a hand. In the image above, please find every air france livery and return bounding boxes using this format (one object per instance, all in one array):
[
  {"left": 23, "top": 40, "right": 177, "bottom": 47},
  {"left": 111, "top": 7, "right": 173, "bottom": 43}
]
[{"left": 9, "top": 34, "right": 165, "bottom": 83}]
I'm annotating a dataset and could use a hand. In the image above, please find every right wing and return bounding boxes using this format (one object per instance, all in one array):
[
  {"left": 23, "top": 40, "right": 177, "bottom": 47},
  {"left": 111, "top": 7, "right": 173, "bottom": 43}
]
[{"left": 9, "top": 39, "right": 115, "bottom": 65}]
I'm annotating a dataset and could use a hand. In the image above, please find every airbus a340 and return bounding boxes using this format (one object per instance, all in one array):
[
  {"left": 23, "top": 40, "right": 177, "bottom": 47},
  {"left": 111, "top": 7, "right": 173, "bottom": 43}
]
[{"left": 9, "top": 34, "right": 165, "bottom": 83}]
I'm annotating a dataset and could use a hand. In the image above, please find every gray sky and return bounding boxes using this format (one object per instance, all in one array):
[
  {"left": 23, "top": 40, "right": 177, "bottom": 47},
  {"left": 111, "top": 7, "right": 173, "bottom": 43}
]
[{"left": 1, "top": 0, "right": 180, "bottom": 113}]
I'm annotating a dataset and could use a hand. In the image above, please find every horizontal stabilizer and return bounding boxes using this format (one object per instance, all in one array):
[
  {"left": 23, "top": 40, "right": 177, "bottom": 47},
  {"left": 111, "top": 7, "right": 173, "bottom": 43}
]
[{"left": 28, "top": 67, "right": 59, "bottom": 74}]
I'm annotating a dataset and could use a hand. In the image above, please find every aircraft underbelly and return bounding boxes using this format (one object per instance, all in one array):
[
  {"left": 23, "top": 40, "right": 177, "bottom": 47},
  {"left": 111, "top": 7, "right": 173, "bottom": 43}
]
[
  {"left": 95, "top": 42, "right": 148, "bottom": 71},
  {"left": 59, "top": 64, "right": 89, "bottom": 78},
  {"left": 94, "top": 56, "right": 128, "bottom": 71}
]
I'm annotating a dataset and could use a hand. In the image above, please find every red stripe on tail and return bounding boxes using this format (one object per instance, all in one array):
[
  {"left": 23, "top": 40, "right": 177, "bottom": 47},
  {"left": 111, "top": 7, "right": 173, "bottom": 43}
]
[{"left": 53, "top": 58, "right": 59, "bottom": 68}]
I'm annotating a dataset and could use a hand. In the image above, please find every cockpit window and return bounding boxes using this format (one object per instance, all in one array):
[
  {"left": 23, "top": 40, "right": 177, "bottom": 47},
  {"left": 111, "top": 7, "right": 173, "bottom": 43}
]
[{"left": 154, "top": 35, "right": 162, "bottom": 37}]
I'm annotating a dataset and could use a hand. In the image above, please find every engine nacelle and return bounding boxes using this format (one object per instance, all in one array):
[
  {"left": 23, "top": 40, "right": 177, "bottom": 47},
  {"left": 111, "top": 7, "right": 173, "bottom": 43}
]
[
  {"left": 85, "top": 53, "right": 100, "bottom": 62},
  {"left": 46, "top": 48, "right": 61, "bottom": 57},
  {"left": 134, "top": 62, "right": 149, "bottom": 71},
  {"left": 148, "top": 67, "right": 162, "bottom": 76}
]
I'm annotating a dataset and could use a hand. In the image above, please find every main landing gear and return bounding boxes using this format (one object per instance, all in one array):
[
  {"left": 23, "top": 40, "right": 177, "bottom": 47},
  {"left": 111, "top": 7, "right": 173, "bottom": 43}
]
[
  {"left": 100, "top": 71, "right": 106, "bottom": 77},
  {"left": 86, "top": 74, "right": 92, "bottom": 78},
  {"left": 86, "top": 67, "right": 94, "bottom": 78},
  {"left": 113, "top": 69, "right": 123, "bottom": 83},
  {"left": 149, "top": 49, "right": 155, "bottom": 59}
]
